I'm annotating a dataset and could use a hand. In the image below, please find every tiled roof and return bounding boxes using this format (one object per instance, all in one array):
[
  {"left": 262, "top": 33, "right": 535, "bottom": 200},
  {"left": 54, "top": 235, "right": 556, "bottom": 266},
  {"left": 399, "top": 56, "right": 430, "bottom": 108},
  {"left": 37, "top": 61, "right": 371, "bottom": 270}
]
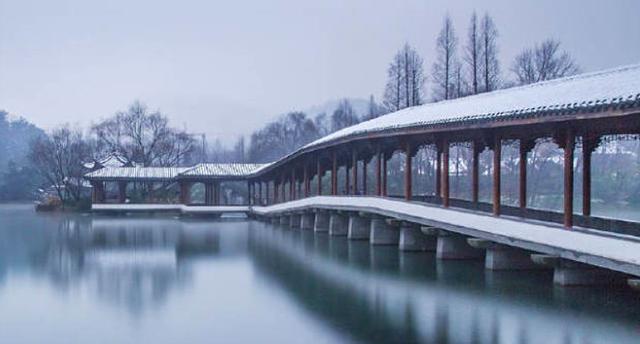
[
  {"left": 85, "top": 167, "right": 190, "bottom": 181},
  {"left": 305, "top": 63, "right": 640, "bottom": 149},
  {"left": 179, "top": 163, "right": 271, "bottom": 178}
]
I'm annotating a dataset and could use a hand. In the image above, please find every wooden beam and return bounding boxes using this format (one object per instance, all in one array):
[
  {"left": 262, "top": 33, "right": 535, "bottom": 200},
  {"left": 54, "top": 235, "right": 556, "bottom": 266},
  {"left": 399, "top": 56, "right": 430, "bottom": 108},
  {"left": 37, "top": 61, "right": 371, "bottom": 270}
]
[
  {"left": 442, "top": 139, "right": 449, "bottom": 207},
  {"left": 492, "top": 136, "right": 501, "bottom": 216},
  {"left": 564, "top": 129, "right": 575, "bottom": 228}
]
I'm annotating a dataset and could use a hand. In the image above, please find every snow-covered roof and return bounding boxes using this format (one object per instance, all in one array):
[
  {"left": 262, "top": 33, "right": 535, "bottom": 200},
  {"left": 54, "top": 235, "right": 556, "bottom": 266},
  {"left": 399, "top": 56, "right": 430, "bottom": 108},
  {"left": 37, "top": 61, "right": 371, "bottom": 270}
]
[
  {"left": 85, "top": 163, "right": 273, "bottom": 181},
  {"left": 83, "top": 151, "right": 136, "bottom": 170},
  {"left": 179, "top": 163, "right": 271, "bottom": 178},
  {"left": 85, "top": 167, "right": 190, "bottom": 181},
  {"left": 304, "top": 63, "right": 640, "bottom": 150}
]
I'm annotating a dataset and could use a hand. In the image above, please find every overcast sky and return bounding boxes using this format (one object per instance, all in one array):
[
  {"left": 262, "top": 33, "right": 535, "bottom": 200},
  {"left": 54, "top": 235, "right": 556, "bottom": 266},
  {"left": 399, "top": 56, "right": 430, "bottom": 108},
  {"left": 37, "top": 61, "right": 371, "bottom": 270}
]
[{"left": 1, "top": 0, "right": 639, "bottom": 144}]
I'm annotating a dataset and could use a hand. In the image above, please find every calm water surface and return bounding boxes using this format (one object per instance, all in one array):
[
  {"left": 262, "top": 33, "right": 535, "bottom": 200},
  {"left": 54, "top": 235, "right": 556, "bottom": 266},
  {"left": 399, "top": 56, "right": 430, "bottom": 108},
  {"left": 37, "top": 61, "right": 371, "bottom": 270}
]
[{"left": 0, "top": 204, "right": 639, "bottom": 343}]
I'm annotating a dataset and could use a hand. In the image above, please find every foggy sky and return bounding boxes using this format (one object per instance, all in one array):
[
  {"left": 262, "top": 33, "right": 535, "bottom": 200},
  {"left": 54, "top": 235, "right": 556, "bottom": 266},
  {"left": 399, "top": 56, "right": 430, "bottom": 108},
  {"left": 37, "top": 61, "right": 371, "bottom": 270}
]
[{"left": 1, "top": 0, "right": 639, "bottom": 144}]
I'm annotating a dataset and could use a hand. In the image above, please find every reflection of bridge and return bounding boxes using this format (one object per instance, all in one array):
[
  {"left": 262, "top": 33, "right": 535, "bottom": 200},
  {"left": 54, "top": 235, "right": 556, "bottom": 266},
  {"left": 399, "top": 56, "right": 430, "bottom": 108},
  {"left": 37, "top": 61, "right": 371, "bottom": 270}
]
[
  {"left": 86, "top": 65, "right": 640, "bottom": 287},
  {"left": 249, "top": 224, "right": 640, "bottom": 344},
  {"left": 44, "top": 217, "right": 229, "bottom": 315}
]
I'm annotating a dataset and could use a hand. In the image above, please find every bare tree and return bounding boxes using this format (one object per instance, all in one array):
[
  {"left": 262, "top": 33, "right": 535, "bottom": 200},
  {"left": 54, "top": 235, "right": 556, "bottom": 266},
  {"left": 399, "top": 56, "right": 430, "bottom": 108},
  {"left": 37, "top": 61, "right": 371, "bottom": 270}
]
[
  {"left": 432, "top": 15, "right": 458, "bottom": 101},
  {"left": 383, "top": 44, "right": 425, "bottom": 111},
  {"left": 480, "top": 13, "right": 500, "bottom": 92},
  {"left": 465, "top": 12, "right": 480, "bottom": 94},
  {"left": 29, "top": 125, "right": 93, "bottom": 206},
  {"left": 511, "top": 39, "right": 580, "bottom": 85},
  {"left": 92, "top": 101, "right": 196, "bottom": 166}
]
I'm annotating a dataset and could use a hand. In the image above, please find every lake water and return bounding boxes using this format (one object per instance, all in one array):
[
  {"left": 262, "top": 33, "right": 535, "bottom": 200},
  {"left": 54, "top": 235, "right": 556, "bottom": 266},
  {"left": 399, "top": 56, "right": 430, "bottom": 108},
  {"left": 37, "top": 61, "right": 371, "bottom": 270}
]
[{"left": 0, "top": 204, "right": 639, "bottom": 343}]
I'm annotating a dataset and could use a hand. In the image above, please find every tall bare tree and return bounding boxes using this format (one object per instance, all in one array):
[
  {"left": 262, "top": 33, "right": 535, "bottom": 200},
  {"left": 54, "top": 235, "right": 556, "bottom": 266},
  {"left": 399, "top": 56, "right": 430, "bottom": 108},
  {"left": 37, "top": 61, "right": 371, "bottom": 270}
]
[
  {"left": 29, "top": 125, "right": 93, "bottom": 206},
  {"left": 511, "top": 39, "right": 580, "bottom": 85},
  {"left": 432, "top": 15, "right": 458, "bottom": 101},
  {"left": 480, "top": 13, "right": 500, "bottom": 92},
  {"left": 92, "top": 101, "right": 196, "bottom": 166},
  {"left": 465, "top": 12, "right": 480, "bottom": 94},
  {"left": 383, "top": 44, "right": 425, "bottom": 111}
]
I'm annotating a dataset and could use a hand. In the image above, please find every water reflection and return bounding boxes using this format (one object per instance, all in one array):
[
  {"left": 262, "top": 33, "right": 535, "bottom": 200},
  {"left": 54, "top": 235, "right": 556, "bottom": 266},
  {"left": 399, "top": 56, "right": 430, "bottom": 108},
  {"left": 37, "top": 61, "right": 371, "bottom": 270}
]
[
  {"left": 0, "top": 205, "right": 639, "bottom": 343},
  {"left": 248, "top": 222, "right": 640, "bottom": 344}
]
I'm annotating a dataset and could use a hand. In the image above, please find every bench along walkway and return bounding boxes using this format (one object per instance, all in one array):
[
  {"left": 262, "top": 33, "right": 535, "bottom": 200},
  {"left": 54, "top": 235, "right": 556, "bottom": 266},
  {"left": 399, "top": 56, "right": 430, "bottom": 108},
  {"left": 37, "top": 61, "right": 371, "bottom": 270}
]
[{"left": 251, "top": 196, "right": 640, "bottom": 282}]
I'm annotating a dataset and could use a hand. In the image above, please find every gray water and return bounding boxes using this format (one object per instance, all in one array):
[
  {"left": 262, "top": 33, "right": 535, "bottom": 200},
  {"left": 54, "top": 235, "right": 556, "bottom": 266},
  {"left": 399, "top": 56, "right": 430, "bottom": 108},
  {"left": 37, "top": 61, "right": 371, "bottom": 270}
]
[{"left": 0, "top": 204, "right": 639, "bottom": 344}]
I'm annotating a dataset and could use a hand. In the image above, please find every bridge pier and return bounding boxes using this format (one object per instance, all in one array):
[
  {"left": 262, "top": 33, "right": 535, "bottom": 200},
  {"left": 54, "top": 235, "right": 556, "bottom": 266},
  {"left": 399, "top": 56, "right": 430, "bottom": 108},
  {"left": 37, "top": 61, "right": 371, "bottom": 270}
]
[
  {"left": 370, "top": 217, "right": 399, "bottom": 245},
  {"left": 399, "top": 222, "right": 436, "bottom": 251},
  {"left": 347, "top": 215, "right": 370, "bottom": 240},
  {"left": 436, "top": 232, "right": 483, "bottom": 260},
  {"left": 468, "top": 239, "right": 541, "bottom": 270},
  {"left": 290, "top": 214, "right": 301, "bottom": 229},
  {"left": 531, "top": 255, "right": 627, "bottom": 286},
  {"left": 300, "top": 213, "right": 315, "bottom": 230},
  {"left": 314, "top": 211, "right": 329, "bottom": 233},
  {"left": 329, "top": 212, "right": 348, "bottom": 236}
]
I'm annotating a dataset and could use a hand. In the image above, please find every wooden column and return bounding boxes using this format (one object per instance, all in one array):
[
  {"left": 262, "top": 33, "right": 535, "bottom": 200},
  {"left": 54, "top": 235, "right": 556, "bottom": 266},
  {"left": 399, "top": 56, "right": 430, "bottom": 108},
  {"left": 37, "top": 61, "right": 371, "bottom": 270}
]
[
  {"left": 118, "top": 181, "right": 127, "bottom": 203},
  {"left": 436, "top": 144, "right": 442, "bottom": 198},
  {"left": 382, "top": 152, "right": 388, "bottom": 197},
  {"left": 345, "top": 162, "right": 350, "bottom": 195},
  {"left": 317, "top": 158, "right": 323, "bottom": 195},
  {"left": 351, "top": 149, "right": 358, "bottom": 195},
  {"left": 472, "top": 141, "right": 480, "bottom": 204},
  {"left": 274, "top": 180, "right": 279, "bottom": 203},
  {"left": 582, "top": 136, "right": 598, "bottom": 217},
  {"left": 302, "top": 165, "right": 307, "bottom": 197},
  {"left": 519, "top": 139, "right": 534, "bottom": 211},
  {"left": 180, "top": 181, "right": 190, "bottom": 205},
  {"left": 492, "top": 136, "right": 501, "bottom": 216},
  {"left": 362, "top": 158, "right": 368, "bottom": 195},
  {"left": 265, "top": 181, "right": 270, "bottom": 205},
  {"left": 205, "top": 182, "right": 212, "bottom": 205},
  {"left": 290, "top": 170, "right": 295, "bottom": 200},
  {"left": 376, "top": 152, "right": 382, "bottom": 196},
  {"left": 331, "top": 152, "right": 338, "bottom": 195},
  {"left": 563, "top": 129, "right": 575, "bottom": 228},
  {"left": 442, "top": 140, "right": 449, "bottom": 207},
  {"left": 258, "top": 181, "right": 263, "bottom": 205},
  {"left": 404, "top": 141, "right": 413, "bottom": 201}
]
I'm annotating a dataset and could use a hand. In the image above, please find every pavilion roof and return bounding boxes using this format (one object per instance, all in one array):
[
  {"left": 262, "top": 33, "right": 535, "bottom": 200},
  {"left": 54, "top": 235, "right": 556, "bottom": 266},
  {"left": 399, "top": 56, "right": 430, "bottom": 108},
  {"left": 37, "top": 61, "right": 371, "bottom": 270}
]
[{"left": 85, "top": 167, "right": 190, "bottom": 181}]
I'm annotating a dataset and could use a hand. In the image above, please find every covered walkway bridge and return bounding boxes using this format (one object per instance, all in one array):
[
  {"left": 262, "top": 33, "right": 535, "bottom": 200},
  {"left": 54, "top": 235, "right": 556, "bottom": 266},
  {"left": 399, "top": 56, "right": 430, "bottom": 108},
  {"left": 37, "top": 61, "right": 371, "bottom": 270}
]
[{"left": 87, "top": 64, "right": 640, "bottom": 285}]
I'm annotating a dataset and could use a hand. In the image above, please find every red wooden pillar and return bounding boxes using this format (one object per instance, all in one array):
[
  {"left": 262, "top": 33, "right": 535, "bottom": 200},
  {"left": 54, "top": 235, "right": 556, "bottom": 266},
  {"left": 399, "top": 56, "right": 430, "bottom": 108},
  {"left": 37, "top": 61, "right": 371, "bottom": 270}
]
[
  {"left": 472, "top": 141, "right": 480, "bottom": 204},
  {"left": 563, "top": 129, "right": 575, "bottom": 228},
  {"left": 362, "top": 158, "right": 368, "bottom": 195},
  {"left": 404, "top": 141, "right": 413, "bottom": 201},
  {"left": 317, "top": 158, "right": 323, "bottom": 196},
  {"left": 519, "top": 139, "right": 534, "bottom": 211},
  {"left": 118, "top": 181, "right": 127, "bottom": 203},
  {"left": 492, "top": 136, "right": 501, "bottom": 216},
  {"left": 258, "top": 181, "right": 263, "bottom": 205},
  {"left": 303, "top": 164, "right": 309, "bottom": 197},
  {"left": 442, "top": 139, "right": 450, "bottom": 207},
  {"left": 344, "top": 163, "right": 350, "bottom": 195},
  {"left": 376, "top": 152, "right": 382, "bottom": 196},
  {"left": 331, "top": 152, "right": 338, "bottom": 195},
  {"left": 351, "top": 149, "right": 358, "bottom": 195},
  {"left": 290, "top": 169, "right": 295, "bottom": 200},
  {"left": 382, "top": 152, "right": 388, "bottom": 197},
  {"left": 582, "top": 135, "right": 598, "bottom": 217},
  {"left": 436, "top": 144, "right": 442, "bottom": 198},
  {"left": 274, "top": 180, "right": 279, "bottom": 203}
]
